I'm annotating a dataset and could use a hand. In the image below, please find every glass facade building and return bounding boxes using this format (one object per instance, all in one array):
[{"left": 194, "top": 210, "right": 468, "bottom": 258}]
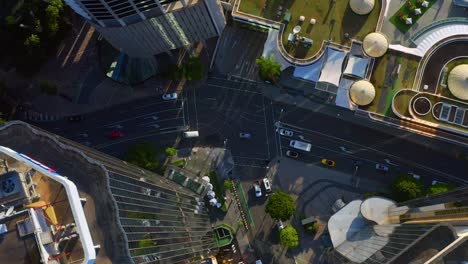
[{"left": 0, "top": 121, "right": 217, "bottom": 264}]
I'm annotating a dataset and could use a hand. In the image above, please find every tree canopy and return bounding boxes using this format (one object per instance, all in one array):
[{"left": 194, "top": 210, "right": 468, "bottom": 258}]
[
  {"left": 125, "top": 143, "right": 159, "bottom": 171},
  {"left": 184, "top": 57, "right": 204, "bottom": 80},
  {"left": 24, "top": 34, "right": 41, "bottom": 53},
  {"left": 164, "top": 147, "right": 177, "bottom": 157},
  {"left": 265, "top": 190, "right": 296, "bottom": 221},
  {"left": 256, "top": 55, "right": 281, "bottom": 81},
  {"left": 280, "top": 226, "right": 299, "bottom": 249},
  {"left": 427, "top": 183, "right": 455, "bottom": 195},
  {"left": 392, "top": 175, "right": 424, "bottom": 202}
]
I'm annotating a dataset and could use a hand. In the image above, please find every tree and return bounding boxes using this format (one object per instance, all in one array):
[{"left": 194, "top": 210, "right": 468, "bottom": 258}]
[
  {"left": 164, "top": 147, "right": 177, "bottom": 157},
  {"left": 224, "top": 180, "right": 234, "bottom": 191},
  {"left": 46, "top": 5, "right": 60, "bottom": 34},
  {"left": 125, "top": 143, "right": 159, "bottom": 171},
  {"left": 183, "top": 57, "right": 204, "bottom": 80},
  {"left": 5, "top": 16, "right": 16, "bottom": 27},
  {"left": 24, "top": 34, "right": 41, "bottom": 53},
  {"left": 280, "top": 226, "right": 299, "bottom": 249},
  {"left": 265, "top": 190, "right": 296, "bottom": 221},
  {"left": 427, "top": 183, "right": 455, "bottom": 196},
  {"left": 392, "top": 175, "right": 423, "bottom": 202},
  {"left": 256, "top": 55, "right": 281, "bottom": 81}
]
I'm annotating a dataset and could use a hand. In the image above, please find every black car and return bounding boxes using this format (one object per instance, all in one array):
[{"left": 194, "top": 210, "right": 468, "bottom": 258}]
[{"left": 67, "top": 115, "right": 85, "bottom": 122}]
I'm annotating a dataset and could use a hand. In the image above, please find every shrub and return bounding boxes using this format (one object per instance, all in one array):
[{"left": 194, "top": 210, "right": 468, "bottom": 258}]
[
  {"left": 223, "top": 180, "right": 234, "bottom": 191},
  {"left": 427, "top": 183, "right": 456, "bottom": 195},
  {"left": 392, "top": 174, "right": 424, "bottom": 202},
  {"left": 165, "top": 147, "right": 177, "bottom": 157},
  {"left": 39, "top": 80, "right": 58, "bottom": 95}
]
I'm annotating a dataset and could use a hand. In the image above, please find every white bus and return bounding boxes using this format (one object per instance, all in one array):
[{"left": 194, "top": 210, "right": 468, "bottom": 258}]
[
  {"left": 289, "top": 140, "right": 311, "bottom": 152},
  {"left": 183, "top": 131, "right": 199, "bottom": 138}
]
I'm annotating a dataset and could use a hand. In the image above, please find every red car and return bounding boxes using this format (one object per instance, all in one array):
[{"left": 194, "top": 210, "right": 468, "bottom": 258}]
[{"left": 110, "top": 131, "right": 124, "bottom": 139}]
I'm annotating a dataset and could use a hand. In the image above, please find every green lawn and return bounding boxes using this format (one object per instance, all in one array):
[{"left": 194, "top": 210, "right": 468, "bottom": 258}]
[
  {"left": 437, "top": 57, "right": 468, "bottom": 101},
  {"left": 239, "top": 0, "right": 380, "bottom": 59},
  {"left": 389, "top": 0, "right": 438, "bottom": 33},
  {"left": 365, "top": 52, "right": 420, "bottom": 114},
  {"left": 170, "top": 159, "right": 186, "bottom": 168}
]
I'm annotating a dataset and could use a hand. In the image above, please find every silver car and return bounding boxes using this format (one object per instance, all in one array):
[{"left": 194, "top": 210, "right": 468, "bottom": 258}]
[
  {"left": 279, "top": 129, "right": 293, "bottom": 137},
  {"left": 162, "top": 93, "right": 178, "bottom": 100}
]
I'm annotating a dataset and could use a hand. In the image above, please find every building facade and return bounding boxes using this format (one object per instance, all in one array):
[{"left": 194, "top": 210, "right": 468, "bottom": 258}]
[
  {"left": 63, "top": 0, "right": 226, "bottom": 57},
  {"left": 326, "top": 188, "right": 468, "bottom": 263},
  {"left": 0, "top": 121, "right": 216, "bottom": 264}
]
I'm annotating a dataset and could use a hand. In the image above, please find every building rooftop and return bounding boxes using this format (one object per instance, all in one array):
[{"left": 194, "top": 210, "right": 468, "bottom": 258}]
[{"left": 0, "top": 146, "right": 96, "bottom": 264}]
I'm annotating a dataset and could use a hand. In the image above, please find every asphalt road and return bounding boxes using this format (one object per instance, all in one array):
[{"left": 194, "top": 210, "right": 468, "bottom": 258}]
[
  {"left": 273, "top": 103, "right": 468, "bottom": 186},
  {"left": 27, "top": 75, "right": 467, "bottom": 186}
]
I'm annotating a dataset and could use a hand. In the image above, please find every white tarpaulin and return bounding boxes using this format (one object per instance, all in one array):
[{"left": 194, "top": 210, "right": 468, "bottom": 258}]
[
  {"left": 318, "top": 48, "right": 346, "bottom": 87},
  {"left": 343, "top": 55, "right": 369, "bottom": 79}
]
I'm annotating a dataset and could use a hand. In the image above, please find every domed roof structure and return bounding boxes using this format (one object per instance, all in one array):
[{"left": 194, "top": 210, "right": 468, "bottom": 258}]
[
  {"left": 350, "top": 0, "right": 375, "bottom": 15},
  {"left": 349, "top": 80, "right": 376, "bottom": 106},
  {"left": 362, "top": 32, "right": 388, "bottom": 58},
  {"left": 447, "top": 64, "right": 468, "bottom": 100}
]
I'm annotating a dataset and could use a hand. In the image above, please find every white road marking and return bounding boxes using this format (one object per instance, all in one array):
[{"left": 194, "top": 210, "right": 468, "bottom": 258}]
[
  {"left": 133, "top": 100, "right": 182, "bottom": 110},
  {"left": 207, "top": 84, "right": 261, "bottom": 94},
  {"left": 100, "top": 109, "right": 182, "bottom": 128},
  {"left": 280, "top": 122, "right": 468, "bottom": 185},
  {"left": 138, "top": 117, "right": 184, "bottom": 127},
  {"left": 262, "top": 96, "right": 271, "bottom": 159},
  {"left": 94, "top": 128, "right": 186, "bottom": 149}
]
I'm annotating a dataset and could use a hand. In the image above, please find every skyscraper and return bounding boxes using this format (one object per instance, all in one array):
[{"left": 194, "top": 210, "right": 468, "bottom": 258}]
[
  {"left": 63, "top": 0, "right": 226, "bottom": 57},
  {"left": 0, "top": 121, "right": 216, "bottom": 264},
  {"left": 326, "top": 187, "right": 468, "bottom": 263}
]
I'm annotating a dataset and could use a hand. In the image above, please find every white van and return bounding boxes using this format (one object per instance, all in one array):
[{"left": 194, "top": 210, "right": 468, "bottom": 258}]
[
  {"left": 183, "top": 131, "right": 199, "bottom": 138},
  {"left": 289, "top": 140, "right": 311, "bottom": 152}
]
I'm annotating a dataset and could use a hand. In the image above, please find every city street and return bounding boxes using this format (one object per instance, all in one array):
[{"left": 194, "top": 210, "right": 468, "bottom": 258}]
[{"left": 273, "top": 103, "right": 468, "bottom": 186}]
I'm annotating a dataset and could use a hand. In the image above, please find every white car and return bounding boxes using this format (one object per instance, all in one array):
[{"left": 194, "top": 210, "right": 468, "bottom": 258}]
[
  {"left": 277, "top": 220, "right": 284, "bottom": 230},
  {"left": 263, "top": 178, "right": 271, "bottom": 193},
  {"left": 162, "top": 93, "right": 178, "bottom": 100},
  {"left": 254, "top": 183, "right": 262, "bottom": 197},
  {"left": 279, "top": 129, "right": 293, "bottom": 137},
  {"left": 375, "top": 163, "right": 389, "bottom": 172}
]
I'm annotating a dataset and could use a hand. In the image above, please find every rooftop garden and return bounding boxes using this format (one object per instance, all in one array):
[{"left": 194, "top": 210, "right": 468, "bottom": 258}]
[
  {"left": 238, "top": 0, "right": 381, "bottom": 59},
  {"left": 363, "top": 52, "right": 420, "bottom": 114},
  {"left": 389, "top": 0, "right": 438, "bottom": 33},
  {"left": 436, "top": 57, "right": 468, "bottom": 101}
]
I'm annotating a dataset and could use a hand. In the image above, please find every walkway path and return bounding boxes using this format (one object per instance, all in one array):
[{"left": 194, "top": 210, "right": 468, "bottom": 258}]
[{"left": 389, "top": 23, "right": 468, "bottom": 57}]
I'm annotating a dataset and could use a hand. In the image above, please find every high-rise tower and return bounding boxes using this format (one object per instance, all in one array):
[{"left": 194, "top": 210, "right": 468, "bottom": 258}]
[
  {"left": 326, "top": 187, "right": 468, "bottom": 263},
  {"left": 63, "top": 0, "right": 226, "bottom": 57},
  {"left": 0, "top": 121, "right": 216, "bottom": 264}
]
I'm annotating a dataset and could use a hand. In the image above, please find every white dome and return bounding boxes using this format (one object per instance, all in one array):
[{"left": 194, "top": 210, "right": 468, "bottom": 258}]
[
  {"left": 448, "top": 64, "right": 468, "bottom": 100},
  {"left": 349, "top": 80, "right": 376, "bottom": 106},
  {"left": 363, "top": 32, "right": 388, "bottom": 58},
  {"left": 350, "top": 0, "right": 375, "bottom": 15}
]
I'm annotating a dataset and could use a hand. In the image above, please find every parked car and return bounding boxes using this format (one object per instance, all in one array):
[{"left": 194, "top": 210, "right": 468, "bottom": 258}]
[
  {"left": 67, "top": 115, "right": 85, "bottom": 122},
  {"left": 279, "top": 129, "right": 293, "bottom": 137},
  {"left": 263, "top": 178, "right": 272, "bottom": 193},
  {"left": 253, "top": 181, "right": 262, "bottom": 197},
  {"left": 239, "top": 132, "right": 251, "bottom": 139},
  {"left": 408, "top": 172, "right": 421, "bottom": 180},
  {"left": 277, "top": 220, "right": 285, "bottom": 230},
  {"left": 321, "top": 159, "right": 336, "bottom": 167},
  {"left": 162, "top": 93, "right": 178, "bottom": 100},
  {"left": 286, "top": 150, "right": 299, "bottom": 158},
  {"left": 109, "top": 131, "right": 124, "bottom": 139},
  {"left": 375, "top": 163, "right": 389, "bottom": 172}
]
